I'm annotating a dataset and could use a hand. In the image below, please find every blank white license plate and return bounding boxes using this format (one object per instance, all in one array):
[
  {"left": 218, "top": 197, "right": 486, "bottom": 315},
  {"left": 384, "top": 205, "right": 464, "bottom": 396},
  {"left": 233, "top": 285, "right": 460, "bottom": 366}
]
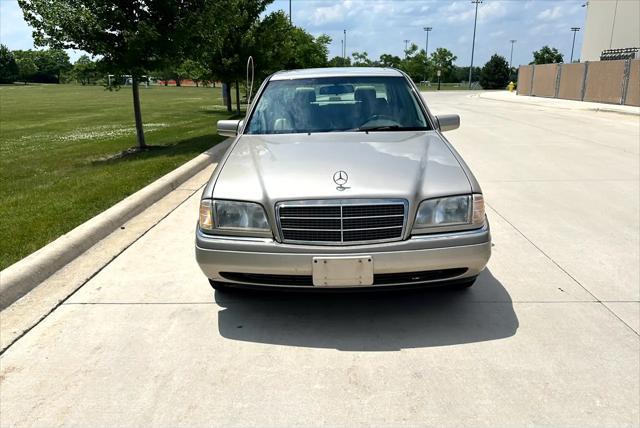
[{"left": 312, "top": 256, "right": 374, "bottom": 287}]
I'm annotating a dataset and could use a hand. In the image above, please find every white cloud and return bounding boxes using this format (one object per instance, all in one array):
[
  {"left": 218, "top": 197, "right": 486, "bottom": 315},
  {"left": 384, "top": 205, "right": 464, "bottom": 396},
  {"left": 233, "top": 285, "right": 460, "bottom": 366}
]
[
  {"left": 490, "top": 30, "right": 505, "bottom": 38},
  {"left": 312, "top": 4, "right": 347, "bottom": 25},
  {"left": 537, "top": 6, "right": 564, "bottom": 20}
]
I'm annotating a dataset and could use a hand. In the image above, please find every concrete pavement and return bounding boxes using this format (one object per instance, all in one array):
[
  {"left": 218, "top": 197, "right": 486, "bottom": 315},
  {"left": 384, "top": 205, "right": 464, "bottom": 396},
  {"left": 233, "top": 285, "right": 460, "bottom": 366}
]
[{"left": 1, "top": 91, "right": 638, "bottom": 427}]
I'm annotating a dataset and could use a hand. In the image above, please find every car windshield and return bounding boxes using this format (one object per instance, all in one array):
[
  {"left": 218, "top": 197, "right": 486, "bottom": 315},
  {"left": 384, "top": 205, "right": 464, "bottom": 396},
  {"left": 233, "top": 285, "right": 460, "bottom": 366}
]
[{"left": 245, "top": 76, "right": 430, "bottom": 134}]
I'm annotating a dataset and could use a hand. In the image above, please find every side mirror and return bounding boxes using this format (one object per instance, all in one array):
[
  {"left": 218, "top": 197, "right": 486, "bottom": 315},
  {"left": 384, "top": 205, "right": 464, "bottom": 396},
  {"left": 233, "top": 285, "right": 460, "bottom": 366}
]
[
  {"left": 217, "top": 119, "right": 241, "bottom": 137},
  {"left": 436, "top": 114, "right": 460, "bottom": 132}
]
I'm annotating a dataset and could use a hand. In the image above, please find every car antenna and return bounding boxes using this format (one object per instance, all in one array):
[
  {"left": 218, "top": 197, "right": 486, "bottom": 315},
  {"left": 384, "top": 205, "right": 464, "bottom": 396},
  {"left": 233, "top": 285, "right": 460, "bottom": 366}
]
[{"left": 246, "top": 56, "right": 255, "bottom": 110}]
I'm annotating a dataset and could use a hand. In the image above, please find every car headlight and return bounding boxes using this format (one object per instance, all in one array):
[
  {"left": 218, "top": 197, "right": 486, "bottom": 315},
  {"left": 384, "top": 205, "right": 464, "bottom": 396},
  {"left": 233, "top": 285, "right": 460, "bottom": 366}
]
[
  {"left": 413, "top": 194, "right": 485, "bottom": 230},
  {"left": 199, "top": 199, "right": 270, "bottom": 233}
]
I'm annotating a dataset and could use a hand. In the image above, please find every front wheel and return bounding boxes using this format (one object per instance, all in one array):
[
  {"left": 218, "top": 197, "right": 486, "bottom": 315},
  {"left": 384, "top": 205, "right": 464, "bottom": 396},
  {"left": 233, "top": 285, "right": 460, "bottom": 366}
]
[
  {"left": 451, "top": 277, "right": 477, "bottom": 289},
  {"left": 208, "top": 279, "right": 233, "bottom": 292}
]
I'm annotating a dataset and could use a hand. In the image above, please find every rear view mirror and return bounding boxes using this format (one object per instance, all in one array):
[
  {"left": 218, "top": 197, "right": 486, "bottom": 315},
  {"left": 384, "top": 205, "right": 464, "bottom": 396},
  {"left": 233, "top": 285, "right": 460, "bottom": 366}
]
[
  {"left": 217, "top": 119, "right": 241, "bottom": 137},
  {"left": 436, "top": 114, "right": 460, "bottom": 132}
]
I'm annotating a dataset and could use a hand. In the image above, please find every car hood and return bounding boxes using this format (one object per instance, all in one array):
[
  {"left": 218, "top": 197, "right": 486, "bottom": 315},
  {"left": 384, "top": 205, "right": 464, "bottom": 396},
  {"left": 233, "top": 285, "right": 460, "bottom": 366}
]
[{"left": 209, "top": 131, "right": 471, "bottom": 206}]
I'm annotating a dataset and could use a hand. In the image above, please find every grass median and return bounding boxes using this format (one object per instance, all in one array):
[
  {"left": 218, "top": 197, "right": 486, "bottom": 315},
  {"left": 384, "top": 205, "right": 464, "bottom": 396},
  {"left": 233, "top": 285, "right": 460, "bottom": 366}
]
[{"left": 0, "top": 84, "right": 236, "bottom": 270}]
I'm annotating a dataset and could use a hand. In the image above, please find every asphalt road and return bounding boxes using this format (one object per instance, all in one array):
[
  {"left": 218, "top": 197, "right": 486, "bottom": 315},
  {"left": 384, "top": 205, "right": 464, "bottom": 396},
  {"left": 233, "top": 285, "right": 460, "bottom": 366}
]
[{"left": 1, "top": 91, "right": 638, "bottom": 427}]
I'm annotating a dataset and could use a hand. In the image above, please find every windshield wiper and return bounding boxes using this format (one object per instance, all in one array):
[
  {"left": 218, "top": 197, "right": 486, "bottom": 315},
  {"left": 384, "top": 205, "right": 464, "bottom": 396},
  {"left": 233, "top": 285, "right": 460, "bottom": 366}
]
[{"left": 351, "top": 125, "right": 429, "bottom": 132}]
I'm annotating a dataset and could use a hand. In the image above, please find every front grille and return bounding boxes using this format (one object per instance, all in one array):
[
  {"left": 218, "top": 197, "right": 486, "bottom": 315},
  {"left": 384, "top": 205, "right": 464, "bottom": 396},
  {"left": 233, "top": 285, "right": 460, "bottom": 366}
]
[
  {"left": 277, "top": 200, "right": 407, "bottom": 245},
  {"left": 219, "top": 268, "right": 468, "bottom": 287}
]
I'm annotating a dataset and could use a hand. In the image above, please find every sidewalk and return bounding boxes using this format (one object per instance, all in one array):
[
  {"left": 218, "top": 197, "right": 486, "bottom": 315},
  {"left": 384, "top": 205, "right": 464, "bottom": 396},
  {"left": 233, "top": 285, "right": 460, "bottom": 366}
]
[{"left": 478, "top": 90, "right": 640, "bottom": 116}]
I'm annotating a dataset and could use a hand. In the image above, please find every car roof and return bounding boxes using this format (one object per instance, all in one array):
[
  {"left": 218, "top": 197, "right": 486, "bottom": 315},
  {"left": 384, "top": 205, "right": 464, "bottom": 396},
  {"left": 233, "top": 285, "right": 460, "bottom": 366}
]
[{"left": 270, "top": 67, "right": 404, "bottom": 81}]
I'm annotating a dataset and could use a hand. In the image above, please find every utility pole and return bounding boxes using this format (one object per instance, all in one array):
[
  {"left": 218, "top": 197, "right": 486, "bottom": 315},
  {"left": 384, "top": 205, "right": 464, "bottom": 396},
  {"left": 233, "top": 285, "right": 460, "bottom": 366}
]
[
  {"left": 468, "top": 0, "right": 482, "bottom": 89},
  {"left": 570, "top": 27, "right": 580, "bottom": 63},
  {"left": 289, "top": 0, "right": 292, "bottom": 24},
  {"left": 404, "top": 39, "right": 410, "bottom": 57},
  {"left": 509, "top": 39, "right": 517, "bottom": 68},
  {"left": 423, "top": 27, "right": 432, "bottom": 57}
]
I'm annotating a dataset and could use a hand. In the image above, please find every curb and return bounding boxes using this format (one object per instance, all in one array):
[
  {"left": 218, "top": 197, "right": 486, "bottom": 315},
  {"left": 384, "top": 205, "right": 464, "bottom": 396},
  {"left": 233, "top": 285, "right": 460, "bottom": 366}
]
[{"left": 0, "top": 141, "right": 229, "bottom": 310}]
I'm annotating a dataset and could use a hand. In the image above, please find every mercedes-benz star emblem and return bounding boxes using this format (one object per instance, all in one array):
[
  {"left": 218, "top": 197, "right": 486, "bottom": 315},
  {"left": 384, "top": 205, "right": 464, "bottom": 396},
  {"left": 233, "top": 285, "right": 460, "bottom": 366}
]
[{"left": 333, "top": 170, "right": 350, "bottom": 191}]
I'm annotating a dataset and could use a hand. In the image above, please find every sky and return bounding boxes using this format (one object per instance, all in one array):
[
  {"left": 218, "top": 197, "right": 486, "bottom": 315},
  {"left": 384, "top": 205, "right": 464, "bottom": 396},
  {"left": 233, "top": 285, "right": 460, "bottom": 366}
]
[{"left": 0, "top": 0, "right": 588, "bottom": 67}]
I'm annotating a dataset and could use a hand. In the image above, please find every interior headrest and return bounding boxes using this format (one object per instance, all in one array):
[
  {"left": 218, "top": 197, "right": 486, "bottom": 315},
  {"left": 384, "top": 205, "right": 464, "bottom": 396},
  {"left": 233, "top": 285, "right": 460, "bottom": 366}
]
[
  {"left": 294, "top": 87, "right": 316, "bottom": 103},
  {"left": 354, "top": 86, "right": 377, "bottom": 102}
]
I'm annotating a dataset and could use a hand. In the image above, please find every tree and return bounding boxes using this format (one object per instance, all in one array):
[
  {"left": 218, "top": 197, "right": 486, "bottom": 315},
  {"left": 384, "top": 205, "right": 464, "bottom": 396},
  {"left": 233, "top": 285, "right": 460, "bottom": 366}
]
[
  {"left": 196, "top": 0, "right": 272, "bottom": 114},
  {"left": 15, "top": 55, "right": 37, "bottom": 84},
  {"left": 428, "top": 48, "right": 457, "bottom": 82},
  {"left": 73, "top": 55, "right": 97, "bottom": 85},
  {"left": 379, "top": 53, "right": 401, "bottom": 68},
  {"left": 453, "top": 66, "right": 481, "bottom": 84},
  {"left": 20, "top": 0, "right": 206, "bottom": 150},
  {"left": 351, "top": 51, "right": 374, "bottom": 67},
  {"left": 33, "top": 49, "right": 71, "bottom": 83},
  {"left": 0, "top": 45, "right": 19, "bottom": 83},
  {"left": 479, "top": 54, "right": 510, "bottom": 89},
  {"left": 177, "top": 59, "right": 207, "bottom": 87},
  {"left": 531, "top": 46, "right": 564, "bottom": 64},
  {"left": 328, "top": 56, "right": 351, "bottom": 67},
  {"left": 398, "top": 44, "right": 429, "bottom": 83}
]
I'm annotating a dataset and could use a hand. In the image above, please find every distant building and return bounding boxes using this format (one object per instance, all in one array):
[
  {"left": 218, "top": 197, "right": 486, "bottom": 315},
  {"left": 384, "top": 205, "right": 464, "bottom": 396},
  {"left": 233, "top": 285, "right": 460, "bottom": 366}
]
[{"left": 581, "top": 0, "right": 640, "bottom": 62}]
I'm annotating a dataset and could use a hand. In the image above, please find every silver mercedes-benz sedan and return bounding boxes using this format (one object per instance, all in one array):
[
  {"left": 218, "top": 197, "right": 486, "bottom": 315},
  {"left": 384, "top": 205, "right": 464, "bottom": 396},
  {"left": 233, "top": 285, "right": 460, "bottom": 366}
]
[{"left": 196, "top": 67, "right": 490, "bottom": 291}]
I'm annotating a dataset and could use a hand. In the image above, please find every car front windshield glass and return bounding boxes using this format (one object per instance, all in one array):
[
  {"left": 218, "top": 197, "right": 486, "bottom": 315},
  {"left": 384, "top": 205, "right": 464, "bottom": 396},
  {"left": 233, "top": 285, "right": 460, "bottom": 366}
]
[{"left": 245, "top": 76, "right": 430, "bottom": 134}]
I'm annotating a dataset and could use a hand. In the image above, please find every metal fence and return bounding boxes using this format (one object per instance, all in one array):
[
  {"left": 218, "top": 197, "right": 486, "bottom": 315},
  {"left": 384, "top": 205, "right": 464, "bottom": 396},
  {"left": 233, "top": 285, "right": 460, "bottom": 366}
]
[{"left": 517, "top": 59, "right": 639, "bottom": 106}]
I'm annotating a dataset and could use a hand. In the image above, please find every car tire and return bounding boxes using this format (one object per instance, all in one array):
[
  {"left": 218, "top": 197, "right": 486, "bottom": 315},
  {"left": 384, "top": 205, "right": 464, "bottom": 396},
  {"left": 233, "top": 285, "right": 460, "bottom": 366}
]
[
  {"left": 452, "top": 277, "right": 477, "bottom": 289},
  {"left": 208, "top": 279, "right": 232, "bottom": 292}
]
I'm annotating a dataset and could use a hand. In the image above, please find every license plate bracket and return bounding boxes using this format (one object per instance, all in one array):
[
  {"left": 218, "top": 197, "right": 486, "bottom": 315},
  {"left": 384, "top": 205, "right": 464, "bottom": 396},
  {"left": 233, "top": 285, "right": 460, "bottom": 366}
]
[{"left": 312, "top": 256, "right": 374, "bottom": 287}]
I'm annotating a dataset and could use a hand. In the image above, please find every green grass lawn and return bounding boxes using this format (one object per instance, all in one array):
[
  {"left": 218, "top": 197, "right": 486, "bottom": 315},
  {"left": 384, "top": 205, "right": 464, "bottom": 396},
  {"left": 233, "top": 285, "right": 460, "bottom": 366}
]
[{"left": 0, "top": 84, "right": 237, "bottom": 269}]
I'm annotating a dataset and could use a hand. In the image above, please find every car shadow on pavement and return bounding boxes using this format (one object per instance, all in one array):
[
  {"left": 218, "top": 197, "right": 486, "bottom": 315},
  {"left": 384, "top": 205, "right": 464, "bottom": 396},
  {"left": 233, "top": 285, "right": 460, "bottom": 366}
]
[{"left": 216, "top": 269, "right": 518, "bottom": 351}]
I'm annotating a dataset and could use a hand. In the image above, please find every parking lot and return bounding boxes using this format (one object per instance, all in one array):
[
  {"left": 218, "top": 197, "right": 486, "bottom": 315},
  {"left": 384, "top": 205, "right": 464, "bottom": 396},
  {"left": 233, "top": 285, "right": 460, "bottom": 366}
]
[{"left": 1, "top": 91, "right": 638, "bottom": 427}]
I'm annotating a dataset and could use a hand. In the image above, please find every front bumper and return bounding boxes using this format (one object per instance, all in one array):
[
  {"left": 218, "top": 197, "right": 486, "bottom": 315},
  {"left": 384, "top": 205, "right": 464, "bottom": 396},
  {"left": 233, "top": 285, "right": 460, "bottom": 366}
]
[{"left": 195, "top": 223, "right": 491, "bottom": 289}]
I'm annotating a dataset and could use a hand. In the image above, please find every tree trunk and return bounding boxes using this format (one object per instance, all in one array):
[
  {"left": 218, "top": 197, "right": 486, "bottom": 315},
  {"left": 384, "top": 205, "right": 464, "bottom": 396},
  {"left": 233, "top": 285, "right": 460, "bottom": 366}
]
[
  {"left": 235, "top": 80, "right": 240, "bottom": 115},
  {"left": 131, "top": 76, "right": 146, "bottom": 150},
  {"left": 224, "top": 81, "right": 232, "bottom": 112}
]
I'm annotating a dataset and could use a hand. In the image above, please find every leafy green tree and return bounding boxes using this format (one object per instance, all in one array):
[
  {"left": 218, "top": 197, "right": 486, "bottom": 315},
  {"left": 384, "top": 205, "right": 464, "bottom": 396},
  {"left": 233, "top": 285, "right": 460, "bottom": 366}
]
[
  {"left": 379, "top": 54, "right": 401, "bottom": 68},
  {"left": 20, "top": 0, "right": 205, "bottom": 150},
  {"left": 0, "top": 45, "right": 19, "bottom": 83},
  {"left": 196, "top": 0, "right": 272, "bottom": 114},
  {"left": 428, "top": 48, "right": 457, "bottom": 82},
  {"left": 398, "top": 44, "right": 429, "bottom": 82},
  {"left": 177, "top": 60, "right": 207, "bottom": 87},
  {"left": 531, "top": 46, "right": 564, "bottom": 64},
  {"left": 73, "top": 55, "right": 97, "bottom": 85},
  {"left": 453, "top": 66, "right": 481, "bottom": 83},
  {"left": 16, "top": 56, "right": 37, "bottom": 84},
  {"left": 244, "top": 9, "right": 330, "bottom": 95},
  {"left": 33, "top": 49, "right": 71, "bottom": 83},
  {"left": 479, "top": 54, "right": 510, "bottom": 89},
  {"left": 351, "top": 51, "right": 373, "bottom": 67},
  {"left": 328, "top": 56, "right": 351, "bottom": 67},
  {"left": 287, "top": 31, "right": 330, "bottom": 69}
]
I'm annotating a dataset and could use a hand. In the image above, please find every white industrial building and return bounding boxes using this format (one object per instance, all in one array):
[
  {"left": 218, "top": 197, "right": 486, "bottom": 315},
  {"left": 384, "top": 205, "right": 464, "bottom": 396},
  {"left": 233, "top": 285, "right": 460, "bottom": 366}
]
[{"left": 581, "top": 0, "right": 640, "bottom": 61}]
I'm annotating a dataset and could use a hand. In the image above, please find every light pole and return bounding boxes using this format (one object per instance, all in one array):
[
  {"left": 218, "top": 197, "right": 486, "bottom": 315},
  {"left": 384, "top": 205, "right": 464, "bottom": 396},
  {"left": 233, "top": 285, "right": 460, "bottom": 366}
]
[
  {"left": 570, "top": 27, "right": 580, "bottom": 63},
  {"left": 509, "top": 39, "right": 517, "bottom": 68},
  {"left": 423, "top": 27, "right": 432, "bottom": 84},
  {"left": 344, "top": 29, "right": 347, "bottom": 60},
  {"left": 423, "top": 27, "right": 432, "bottom": 57},
  {"left": 468, "top": 0, "right": 482, "bottom": 89},
  {"left": 289, "top": 0, "right": 291, "bottom": 24},
  {"left": 404, "top": 39, "right": 410, "bottom": 57},
  {"left": 341, "top": 39, "right": 344, "bottom": 60}
]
